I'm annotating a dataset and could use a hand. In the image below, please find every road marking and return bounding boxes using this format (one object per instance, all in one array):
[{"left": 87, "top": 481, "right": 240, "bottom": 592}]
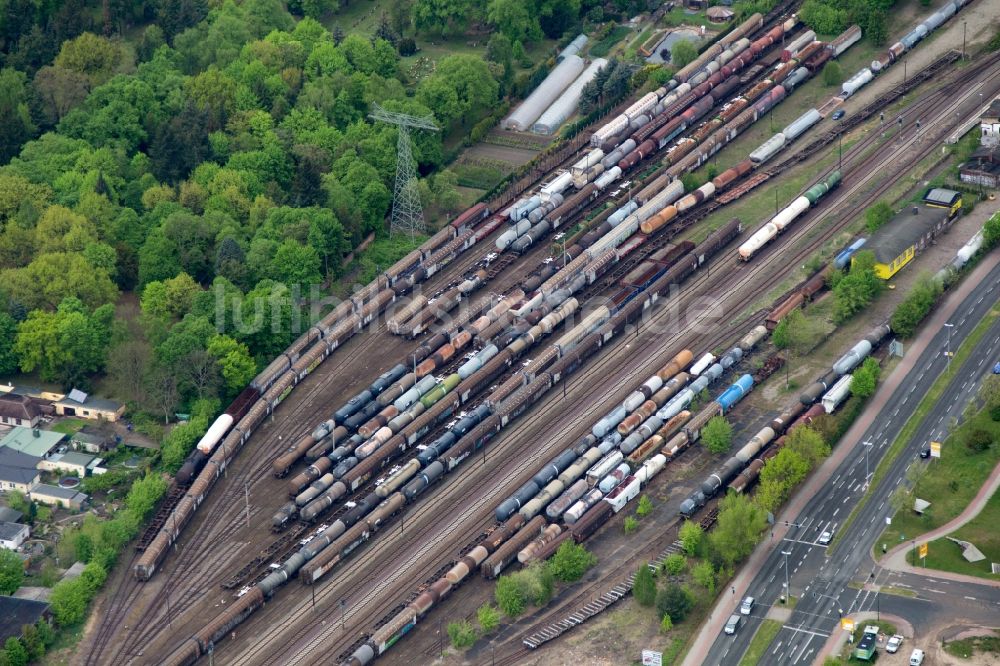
[
  {"left": 965, "top": 596, "right": 977, "bottom": 601},
  {"left": 782, "top": 626, "right": 830, "bottom": 638},
  {"left": 832, "top": 507, "right": 840, "bottom": 517},
  {"left": 773, "top": 641, "right": 783, "bottom": 654},
  {"left": 927, "top": 589, "right": 946, "bottom": 594},
  {"left": 843, "top": 496, "right": 850, "bottom": 504}
]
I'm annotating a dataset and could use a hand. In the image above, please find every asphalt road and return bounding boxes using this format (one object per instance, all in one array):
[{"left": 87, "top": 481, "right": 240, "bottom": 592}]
[{"left": 701, "top": 259, "right": 1000, "bottom": 666}]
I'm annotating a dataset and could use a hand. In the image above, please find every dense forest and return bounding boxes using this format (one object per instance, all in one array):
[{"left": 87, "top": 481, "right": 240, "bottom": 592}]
[
  {"left": 0, "top": 0, "right": 663, "bottom": 407},
  {"left": 0, "top": 0, "right": 663, "bottom": 427}
]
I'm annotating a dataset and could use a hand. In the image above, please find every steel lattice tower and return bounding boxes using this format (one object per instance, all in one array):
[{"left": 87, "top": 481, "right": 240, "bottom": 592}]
[{"left": 369, "top": 103, "right": 439, "bottom": 239}]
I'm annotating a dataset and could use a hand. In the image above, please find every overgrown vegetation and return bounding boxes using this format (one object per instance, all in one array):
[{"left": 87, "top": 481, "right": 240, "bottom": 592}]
[
  {"left": 831, "top": 250, "right": 884, "bottom": 322},
  {"left": 701, "top": 415, "right": 733, "bottom": 454},
  {"left": 891, "top": 273, "right": 943, "bottom": 338},
  {"left": 494, "top": 541, "right": 597, "bottom": 618},
  {"left": 799, "top": 0, "right": 894, "bottom": 44},
  {"left": 864, "top": 200, "right": 892, "bottom": 233}
]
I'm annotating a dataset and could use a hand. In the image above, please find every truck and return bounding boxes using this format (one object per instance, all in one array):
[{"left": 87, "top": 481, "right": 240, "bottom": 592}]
[{"left": 854, "top": 625, "right": 880, "bottom": 660}]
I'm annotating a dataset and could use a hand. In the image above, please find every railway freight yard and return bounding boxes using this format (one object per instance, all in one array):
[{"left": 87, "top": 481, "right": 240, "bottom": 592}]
[{"left": 76, "top": 2, "right": 1000, "bottom": 666}]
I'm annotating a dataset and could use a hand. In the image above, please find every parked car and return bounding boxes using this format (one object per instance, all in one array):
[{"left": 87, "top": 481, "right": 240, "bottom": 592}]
[
  {"left": 887, "top": 635, "right": 904, "bottom": 653},
  {"left": 992, "top": 361, "right": 1000, "bottom": 374},
  {"left": 740, "top": 596, "right": 755, "bottom": 615},
  {"left": 818, "top": 530, "right": 833, "bottom": 545},
  {"left": 724, "top": 614, "right": 742, "bottom": 635},
  {"left": 919, "top": 445, "right": 931, "bottom": 459},
  {"left": 910, "top": 648, "right": 925, "bottom": 665},
  {"left": 832, "top": 109, "right": 846, "bottom": 120}
]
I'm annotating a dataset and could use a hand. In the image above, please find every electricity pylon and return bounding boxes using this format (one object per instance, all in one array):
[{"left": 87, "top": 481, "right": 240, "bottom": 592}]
[{"left": 369, "top": 103, "right": 439, "bottom": 239}]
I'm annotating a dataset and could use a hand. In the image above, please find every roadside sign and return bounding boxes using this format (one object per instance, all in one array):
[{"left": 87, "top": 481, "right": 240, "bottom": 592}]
[
  {"left": 930, "top": 441, "right": 942, "bottom": 458},
  {"left": 642, "top": 650, "right": 662, "bottom": 666},
  {"left": 919, "top": 543, "right": 928, "bottom": 559},
  {"left": 885, "top": 517, "right": 891, "bottom": 525},
  {"left": 842, "top": 618, "right": 855, "bottom": 631}
]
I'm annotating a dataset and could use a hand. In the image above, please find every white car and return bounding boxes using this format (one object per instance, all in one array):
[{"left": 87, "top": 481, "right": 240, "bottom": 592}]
[
  {"left": 740, "top": 596, "right": 755, "bottom": 615},
  {"left": 910, "top": 648, "right": 924, "bottom": 665},
  {"left": 886, "top": 634, "right": 904, "bottom": 653},
  {"left": 818, "top": 531, "right": 833, "bottom": 545}
]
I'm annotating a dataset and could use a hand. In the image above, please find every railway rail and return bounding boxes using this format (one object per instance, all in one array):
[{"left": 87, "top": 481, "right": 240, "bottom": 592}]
[{"left": 91, "top": 5, "right": 994, "bottom": 663}]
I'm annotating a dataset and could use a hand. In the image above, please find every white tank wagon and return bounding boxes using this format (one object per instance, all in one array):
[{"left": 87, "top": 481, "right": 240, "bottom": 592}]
[
  {"left": 532, "top": 58, "right": 608, "bottom": 135},
  {"left": 503, "top": 55, "right": 585, "bottom": 131}
]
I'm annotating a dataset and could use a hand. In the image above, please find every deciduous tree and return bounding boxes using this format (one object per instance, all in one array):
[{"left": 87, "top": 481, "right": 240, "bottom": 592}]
[
  {"left": 656, "top": 583, "right": 694, "bottom": 623},
  {"left": 709, "top": 492, "right": 768, "bottom": 566},
  {"left": 679, "top": 520, "right": 702, "bottom": 557},
  {"left": 547, "top": 541, "right": 596, "bottom": 582},
  {"left": 671, "top": 40, "right": 698, "bottom": 68},
  {"left": 633, "top": 563, "right": 656, "bottom": 606},
  {"left": 0, "top": 549, "right": 24, "bottom": 595},
  {"left": 701, "top": 415, "right": 733, "bottom": 454}
]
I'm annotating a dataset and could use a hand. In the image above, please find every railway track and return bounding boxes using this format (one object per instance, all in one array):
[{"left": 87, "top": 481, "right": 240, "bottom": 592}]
[
  {"left": 289, "top": 52, "right": 1000, "bottom": 664},
  {"left": 112, "top": 15, "right": 998, "bottom": 664}
]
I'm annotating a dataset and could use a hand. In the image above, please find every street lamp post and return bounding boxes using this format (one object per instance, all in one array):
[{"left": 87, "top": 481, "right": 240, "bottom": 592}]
[
  {"left": 781, "top": 550, "right": 792, "bottom": 603},
  {"left": 863, "top": 441, "right": 874, "bottom": 485}
]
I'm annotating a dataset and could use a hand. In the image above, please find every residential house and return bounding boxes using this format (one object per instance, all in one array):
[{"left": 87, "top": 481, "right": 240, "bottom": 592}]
[
  {"left": 0, "top": 427, "right": 66, "bottom": 459},
  {"left": 28, "top": 484, "right": 87, "bottom": 510},
  {"left": 0, "top": 394, "right": 41, "bottom": 428},
  {"left": 0, "top": 449, "right": 40, "bottom": 494}
]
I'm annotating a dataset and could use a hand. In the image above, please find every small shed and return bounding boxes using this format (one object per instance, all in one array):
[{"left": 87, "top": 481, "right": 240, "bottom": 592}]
[
  {"left": 922, "top": 187, "right": 962, "bottom": 214},
  {"left": 71, "top": 430, "right": 110, "bottom": 454},
  {"left": 706, "top": 6, "right": 735, "bottom": 22},
  {"left": 0, "top": 522, "right": 29, "bottom": 550}
]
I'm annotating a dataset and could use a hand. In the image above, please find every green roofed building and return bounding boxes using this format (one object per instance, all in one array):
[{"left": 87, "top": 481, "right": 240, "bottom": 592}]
[{"left": 0, "top": 427, "right": 66, "bottom": 459}]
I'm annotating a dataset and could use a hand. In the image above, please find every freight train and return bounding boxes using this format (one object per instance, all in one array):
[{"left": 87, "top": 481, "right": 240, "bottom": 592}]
[{"left": 679, "top": 323, "right": 891, "bottom": 516}]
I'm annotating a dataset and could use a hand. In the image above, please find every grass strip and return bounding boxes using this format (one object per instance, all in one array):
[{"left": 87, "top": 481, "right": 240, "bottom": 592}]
[
  {"left": 834, "top": 301, "right": 1000, "bottom": 547},
  {"left": 738, "top": 619, "right": 783, "bottom": 666}
]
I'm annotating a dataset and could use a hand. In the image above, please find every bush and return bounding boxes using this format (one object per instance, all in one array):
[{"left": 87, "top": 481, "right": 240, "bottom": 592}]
[
  {"left": 983, "top": 211, "right": 1000, "bottom": 250},
  {"left": 547, "top": 541, "right": 596, "bottom": 582},
  {"left": 679, "top": 520, "right": 702, "bottom": 556},
  {"left": 701, "top": 416, "right": 733, "bottom": 454},
  {"left": 636, "top": 495, "right": 653, "bottom": 517},
  {"left": 447, "top": 620, "right": 477, "bottom": 649},
  {"left": 671, "top": 40, "right": 697, "bottom": 68},
  {"left": 692, "top": 560, "right": 716, "bottom": 595},
  {"left": 865, "top": 201, "right": 892, "bottom": 233},
  {"left": 633, "top": 563, "right": 657, "bottom": 606},
  {"left": 398, "top": 38, "right": 416, "bottom": 56},
  {"left": 660, "top": 613, "right": 674, "bottom": 633},
  {"left": 656, "top": 583, "right": 694, "bottom": 623},
  {"left": 850, "top": 357, "right": 881, "bottom": 399},
  {"left": 833, "top": 250, "right": 883, "bottom": 322},
  {"left": 477, "top": 604, "right": 500, "bottom": 633},
  {"left": 495, "top": 576, "right": 525, "bottom": 617},
  {"left": 822, "top": 61, "right": 843, "bottom": 86},
  {"left": 891, "top": 274, "right": 942, "bottom": 338},
  {"left": 663, "top": 553, "right": 687, "bottom": 576},
  {"left": 624, "top": 516, "right": 639, "bottom": 534},
  {"left": 965, "top": 428, "right": 992, "bottom": 453},
  {"left": 0, "top": 549, "right": 24, "bottom": 595}
]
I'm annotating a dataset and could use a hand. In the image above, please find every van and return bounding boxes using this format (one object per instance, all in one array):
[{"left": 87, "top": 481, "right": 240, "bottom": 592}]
[
  {"left": 724, "top": 614, "right": 742, "bottom": 635},
  {"left": 909, "top": 648, "right": 924, "bottom": 665}
]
